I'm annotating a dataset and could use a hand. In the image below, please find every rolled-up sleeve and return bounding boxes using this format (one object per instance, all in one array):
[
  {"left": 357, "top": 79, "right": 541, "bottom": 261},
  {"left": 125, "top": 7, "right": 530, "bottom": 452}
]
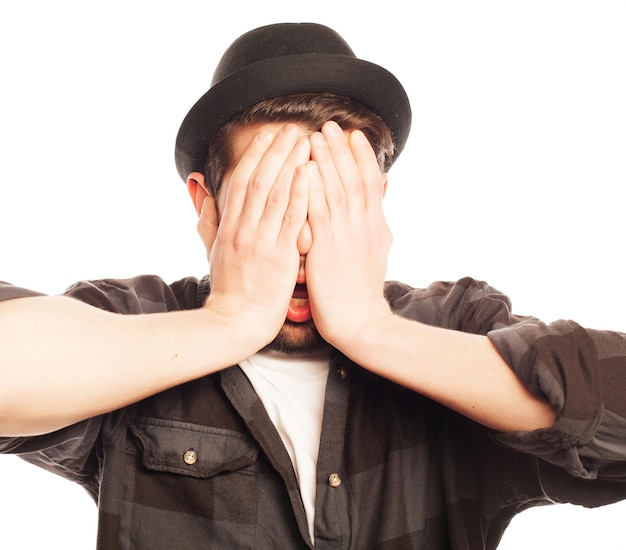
[
  {"left": 0, "top": 417, "right": 104, "bottom": 500},
  {"left": 387, "top": 276, "right": 626, "bottom": 483},
  {"left": 489, "top": 320, "right": 626, "bottom": 481},
  {"left": 0, "top": 281, "right": 44, "bottom": 301}
]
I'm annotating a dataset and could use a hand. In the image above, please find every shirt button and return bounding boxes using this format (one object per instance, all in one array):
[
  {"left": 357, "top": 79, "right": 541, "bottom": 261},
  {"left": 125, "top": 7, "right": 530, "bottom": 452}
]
[
  {"left": 328, "top": 473, "right": 342, "bottom": 488},
  {"left": 337, "top": 367, "right": 348, "bottom": 380},
  {"left": 183, "top": 450, "right": 197, "bottom": 465}
]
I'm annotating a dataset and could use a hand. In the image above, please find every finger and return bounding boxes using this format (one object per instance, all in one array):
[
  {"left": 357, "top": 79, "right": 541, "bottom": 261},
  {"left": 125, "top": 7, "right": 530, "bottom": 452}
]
[
  {"left": 349, "top": 130, "right": 385, "bottom": 201},
  {"left": 277, "top": 163, "right": 310, "bottom": 246},
  {"left": 259, "top": 134, "right": 311, "bottom": 239},
  {"left": 309, "top": 130, "right": 347, "bottom": 219},
  {"left": 305, "top": 160, "right": 332, "bottom": 239},
  {"left": 220, "top": 129, "right": 274, "bottom": 222},
  {"left": 320, "top": 121, "right": 361, "bottom": 195},
  {"left": 349, "top": 129, "right": 386, "bottom": 210},
  {"left": 240, "top": 124, "right": 302, "bottom": 225}
]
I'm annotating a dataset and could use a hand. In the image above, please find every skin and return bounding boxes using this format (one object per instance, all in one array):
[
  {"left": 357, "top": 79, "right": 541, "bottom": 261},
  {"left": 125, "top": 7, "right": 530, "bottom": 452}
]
[
  {"left": 187, "top": 121, "right": 391, "bottom": 355},
  {"left": 0, "top": 120, "right": 556, "bottom": 436},
  {"left": 187, "top": 120, "right": 556, "bottom": 432}
]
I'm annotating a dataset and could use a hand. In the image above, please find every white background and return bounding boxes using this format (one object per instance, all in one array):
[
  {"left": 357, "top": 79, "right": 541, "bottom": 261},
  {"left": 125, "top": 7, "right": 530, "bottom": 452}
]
[{"left": 1, "top": 1, "right": 625, "bottom": 548}]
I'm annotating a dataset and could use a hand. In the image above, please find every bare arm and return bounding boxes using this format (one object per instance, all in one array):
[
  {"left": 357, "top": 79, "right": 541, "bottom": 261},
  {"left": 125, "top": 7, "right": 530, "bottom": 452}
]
[
  {"left": 0, "top": 294, "right": 267, "bottom": 436},
  {"left": 333, "top": 314, "right": 555, "bottom": 432},
  {"left": 305, "top": 122, "right": 555, "bottom": 433},
  {"left": 0, "top": 127, "right": 312, "bottom": 438}
]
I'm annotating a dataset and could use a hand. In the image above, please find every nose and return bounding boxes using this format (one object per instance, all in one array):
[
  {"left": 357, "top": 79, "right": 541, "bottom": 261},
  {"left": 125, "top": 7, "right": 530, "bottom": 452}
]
[
  {"left": 297, "top": 220, "right": 312, "bottom": 256},
  {"left": 297, "top": 255, "right": 306, "bottom": 284}
]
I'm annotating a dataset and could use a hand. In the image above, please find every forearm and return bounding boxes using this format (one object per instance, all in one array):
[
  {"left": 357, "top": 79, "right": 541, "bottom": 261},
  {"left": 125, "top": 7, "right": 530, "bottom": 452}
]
[
  {"left": 302, "top": 128, "right": 553, "bottom": 430},
  {"left": 336, "top": 314, "right": 556, "bottom": 433},
  {"left": 0, "top": 296, "right": 259, "bottom": 437}
]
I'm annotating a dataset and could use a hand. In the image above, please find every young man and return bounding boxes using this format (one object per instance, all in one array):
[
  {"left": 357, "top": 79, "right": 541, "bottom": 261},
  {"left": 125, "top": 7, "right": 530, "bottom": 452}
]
[{"left": 1, "top": 22, "right": 626, "bottom": 549}]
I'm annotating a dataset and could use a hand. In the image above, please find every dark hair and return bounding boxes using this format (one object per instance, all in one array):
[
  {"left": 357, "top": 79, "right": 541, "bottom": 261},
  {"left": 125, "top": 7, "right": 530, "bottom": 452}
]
[{"left": 203, "top": 93, "right": 395, "bottom": 197}]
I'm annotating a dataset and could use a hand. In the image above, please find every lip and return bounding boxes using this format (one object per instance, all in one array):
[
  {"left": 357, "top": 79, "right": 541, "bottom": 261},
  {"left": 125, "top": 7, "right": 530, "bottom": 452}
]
[{"left": 286, "top": 283, "right": 312, "bottom": 323}]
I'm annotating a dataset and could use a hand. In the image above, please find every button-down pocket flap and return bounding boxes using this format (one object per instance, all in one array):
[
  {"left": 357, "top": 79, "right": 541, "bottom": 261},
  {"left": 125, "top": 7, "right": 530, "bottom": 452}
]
[{"left": 128, "top": 416, "right": 258, "bottom": 479}]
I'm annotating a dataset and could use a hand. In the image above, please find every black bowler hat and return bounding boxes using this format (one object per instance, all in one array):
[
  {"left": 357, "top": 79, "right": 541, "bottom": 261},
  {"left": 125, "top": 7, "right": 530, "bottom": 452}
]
[{"left": 174, "top": 22, "right": 412, "bottom": 182}]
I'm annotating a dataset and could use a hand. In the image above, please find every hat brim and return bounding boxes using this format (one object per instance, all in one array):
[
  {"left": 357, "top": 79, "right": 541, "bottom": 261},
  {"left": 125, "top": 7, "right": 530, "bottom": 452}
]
[{"left": 174, "top": 53, "right": 411, "bottom": 181}]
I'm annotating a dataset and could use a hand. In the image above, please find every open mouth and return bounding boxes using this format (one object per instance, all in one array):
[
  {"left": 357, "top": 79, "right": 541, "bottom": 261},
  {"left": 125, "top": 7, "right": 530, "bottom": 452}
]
[{"left": 286, "top": 283, "right": 312, "bottom": 323}]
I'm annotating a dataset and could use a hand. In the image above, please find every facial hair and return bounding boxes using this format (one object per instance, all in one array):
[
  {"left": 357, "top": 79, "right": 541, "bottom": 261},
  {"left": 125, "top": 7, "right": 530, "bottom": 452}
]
[{"left": 264, "top": 319, "right": 329, "bottom": 355}]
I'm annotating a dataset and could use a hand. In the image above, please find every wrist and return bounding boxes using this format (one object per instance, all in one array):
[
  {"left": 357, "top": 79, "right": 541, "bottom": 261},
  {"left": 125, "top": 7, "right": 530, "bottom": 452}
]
[
  {"left": 325, "top": 303, "right": 397, "bottom": 362},
  {"left": 201, "top": 294, "right": 282, "bottom": 357}
]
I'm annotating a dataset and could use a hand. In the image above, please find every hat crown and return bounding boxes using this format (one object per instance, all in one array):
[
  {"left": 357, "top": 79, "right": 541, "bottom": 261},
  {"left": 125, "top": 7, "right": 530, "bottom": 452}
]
[
  {"left": 212, "top": 23, "right": 356, "bottom": 86},
  {"left": 175, "top": 22, "right": 411, "bottom": 182}
]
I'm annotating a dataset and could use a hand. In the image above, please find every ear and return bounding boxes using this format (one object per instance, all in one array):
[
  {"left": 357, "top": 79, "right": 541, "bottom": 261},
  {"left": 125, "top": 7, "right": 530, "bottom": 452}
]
[
  {"left": 187, "top": 172, "right": 211, "bottom": 215},
  {"left": 187, "top": 172, "right": 219, "bottom": 253},
  {"left": 382, "top": 172, "right": 389, "bottom": 198}
]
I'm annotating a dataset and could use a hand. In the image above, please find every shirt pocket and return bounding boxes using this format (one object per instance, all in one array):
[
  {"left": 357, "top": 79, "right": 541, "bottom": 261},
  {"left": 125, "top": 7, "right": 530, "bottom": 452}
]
[
  {"left": 121, "top": 416, "right": 260, "bottom": 548},
  {"left": 127, "top": 415, "right": 259, "bottom": 478}
]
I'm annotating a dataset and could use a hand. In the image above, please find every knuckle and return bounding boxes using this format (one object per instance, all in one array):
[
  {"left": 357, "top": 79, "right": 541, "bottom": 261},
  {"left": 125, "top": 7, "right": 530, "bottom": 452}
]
[
  {"left": 248, "top": 173, "right": 268, "bottom": 194},
  {"left": 282, "top": 209, "right": 304, "bottom": 229},
  {"left": 265, "top": 186, "right": 288, "bottom": 210},
  {"left": 231, "top": 228, "right": 252, "bottom": 251},
  {"left": 309, "top": 209, "right": 330, "bottom": 226},
  {"left": 328, "top": 188, "right": 347, "bottom": 207},
  {"left": 227, "top": 172, "right": 247, "bottom": 193}
]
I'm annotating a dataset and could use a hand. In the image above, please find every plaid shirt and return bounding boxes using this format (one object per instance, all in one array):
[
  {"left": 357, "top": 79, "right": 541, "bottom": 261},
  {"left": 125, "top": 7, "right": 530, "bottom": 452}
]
[{"left": 2, "top": 275, "right": 626, "bottom": 549}]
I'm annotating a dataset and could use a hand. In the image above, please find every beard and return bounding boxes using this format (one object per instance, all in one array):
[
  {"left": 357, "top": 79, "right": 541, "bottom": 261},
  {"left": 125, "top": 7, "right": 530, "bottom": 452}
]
[{"left": 264, "top": 319, "right": 329, "bottom": 355}]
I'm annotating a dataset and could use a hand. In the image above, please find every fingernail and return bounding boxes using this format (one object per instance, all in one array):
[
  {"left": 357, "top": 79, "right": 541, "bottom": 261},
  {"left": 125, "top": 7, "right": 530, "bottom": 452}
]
[
  {"left": 294, "top": 135, "right": 310, "bottom": 151},
  {"left": 255, "top": 130, "right": 272, "bottom": 143},
  {"left": 323, "top": 120, "right": 342, "bottom": 136},
  {"left": 310, "top": 132, "right": 327, "bottom": 148},
  {"left": 352, "top": 129, "right": 369, "bottom": 144},
  {"left": 281, "top": 123, "right": 298, "bottom": 137}
]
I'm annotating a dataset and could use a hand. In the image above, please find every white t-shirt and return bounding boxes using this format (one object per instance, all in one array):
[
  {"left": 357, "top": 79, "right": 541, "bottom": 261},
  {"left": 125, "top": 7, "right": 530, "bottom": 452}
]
[{"left": 239, "top": 350, "right": 330, "bottom": 544}]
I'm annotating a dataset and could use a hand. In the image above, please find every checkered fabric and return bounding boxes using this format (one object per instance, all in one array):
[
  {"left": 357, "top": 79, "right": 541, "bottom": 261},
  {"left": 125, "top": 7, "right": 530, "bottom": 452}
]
[{"left": 2, "top": 276, "right": 626, "bottom": 549}]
